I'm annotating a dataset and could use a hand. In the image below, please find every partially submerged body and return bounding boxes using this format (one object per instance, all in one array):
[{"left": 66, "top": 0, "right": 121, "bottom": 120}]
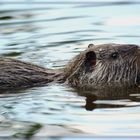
[
  {"left": 0, "top": 58, "right": 64, "bottom": 90},
  {"left": 0, "top": 43, "right": 140, "bottom": 91}
]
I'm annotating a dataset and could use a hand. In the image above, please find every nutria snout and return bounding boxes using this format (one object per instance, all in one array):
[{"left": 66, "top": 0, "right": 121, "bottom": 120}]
[{"left": 0, "top": 43, "right": 140, "bottom": 91}]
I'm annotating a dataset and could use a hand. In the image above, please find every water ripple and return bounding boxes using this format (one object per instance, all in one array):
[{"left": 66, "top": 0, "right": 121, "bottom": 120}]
[{"left": 0, "top": 0, "right": 140, "bottom": 137}]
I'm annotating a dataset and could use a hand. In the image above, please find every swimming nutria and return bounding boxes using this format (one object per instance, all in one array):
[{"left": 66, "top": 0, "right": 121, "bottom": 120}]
[{"left": 0, "top": 43, "right": 140, "bottom": 91}]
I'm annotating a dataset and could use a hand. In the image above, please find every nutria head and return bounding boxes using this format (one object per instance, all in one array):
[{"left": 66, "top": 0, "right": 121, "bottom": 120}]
[{"left": 65, "top": 44, "right": 140, "bottom": 90}]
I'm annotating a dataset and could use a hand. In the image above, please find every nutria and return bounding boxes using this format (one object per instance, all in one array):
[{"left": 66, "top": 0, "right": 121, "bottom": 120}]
[{"left": 0, "top": 43, "right": 140, "bottom": 91}]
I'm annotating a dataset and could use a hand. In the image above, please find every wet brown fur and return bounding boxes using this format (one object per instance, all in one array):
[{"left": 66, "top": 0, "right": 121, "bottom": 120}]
[{"left": 0, "top": 43, "right": 140, "bottom": 91}]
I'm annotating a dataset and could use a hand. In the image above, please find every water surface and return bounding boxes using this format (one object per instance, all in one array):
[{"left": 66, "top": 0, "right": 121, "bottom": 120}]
[{"left": 0, "top": 0, "right": 140, "bottom": 138}]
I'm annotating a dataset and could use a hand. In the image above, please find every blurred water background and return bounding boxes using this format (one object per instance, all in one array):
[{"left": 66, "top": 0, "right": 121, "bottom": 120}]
[{"left": 0, "top": 0, "right": 140, "bottom": 138}]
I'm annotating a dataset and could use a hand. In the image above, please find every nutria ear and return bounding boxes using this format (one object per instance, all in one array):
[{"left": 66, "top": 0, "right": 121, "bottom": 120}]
[
  {"left": 85, "top": 51, "right": 96, "bottom": 72},
  {"left": 88, "top": 44, "right": 95, "bottom": 48},
  {"left": 137, "top": 49, "right": 140, "bottom": 86}
]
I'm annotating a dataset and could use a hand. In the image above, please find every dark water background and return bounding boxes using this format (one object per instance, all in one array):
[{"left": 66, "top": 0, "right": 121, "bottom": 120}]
[{"left": 0, "top": 0, "right": 140, "bottom": 138}]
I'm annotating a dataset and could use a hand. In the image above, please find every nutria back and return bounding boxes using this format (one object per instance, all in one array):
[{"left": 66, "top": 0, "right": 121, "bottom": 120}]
[{"left": 0, "top": 58, "right": 63, "bottom": 90}]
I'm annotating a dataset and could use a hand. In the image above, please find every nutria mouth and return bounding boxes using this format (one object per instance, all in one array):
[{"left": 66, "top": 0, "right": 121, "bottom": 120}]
[{"left": 0, "top": 43, "right": 140, "bottom": 91}]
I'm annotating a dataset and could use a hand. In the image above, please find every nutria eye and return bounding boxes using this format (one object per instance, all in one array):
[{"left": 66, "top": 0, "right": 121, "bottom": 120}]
[{"left": 110, "top": 52, "right": 119, "bottom": 59}]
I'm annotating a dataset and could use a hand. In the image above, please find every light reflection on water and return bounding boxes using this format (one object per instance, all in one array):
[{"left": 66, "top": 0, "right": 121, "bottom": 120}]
[{"left": 0, "top": 0, "right": 140, "bottom": 138}]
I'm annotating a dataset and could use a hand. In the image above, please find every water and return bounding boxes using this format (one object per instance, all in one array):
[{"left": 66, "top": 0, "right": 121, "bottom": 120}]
[{"left": 0, "top": 0, "right": 140, "bottom": 138}]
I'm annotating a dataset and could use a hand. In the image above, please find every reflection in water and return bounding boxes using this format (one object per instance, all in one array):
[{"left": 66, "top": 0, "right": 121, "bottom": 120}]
[
  {"left": 0, "top": 0, "right": 140, "bottom": 137},
  {"left": 75, "top": 87, "right": 140, "bottom": 111},
  {"left": 84, "top": 94, "right": 126, "bottom": 111}
]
